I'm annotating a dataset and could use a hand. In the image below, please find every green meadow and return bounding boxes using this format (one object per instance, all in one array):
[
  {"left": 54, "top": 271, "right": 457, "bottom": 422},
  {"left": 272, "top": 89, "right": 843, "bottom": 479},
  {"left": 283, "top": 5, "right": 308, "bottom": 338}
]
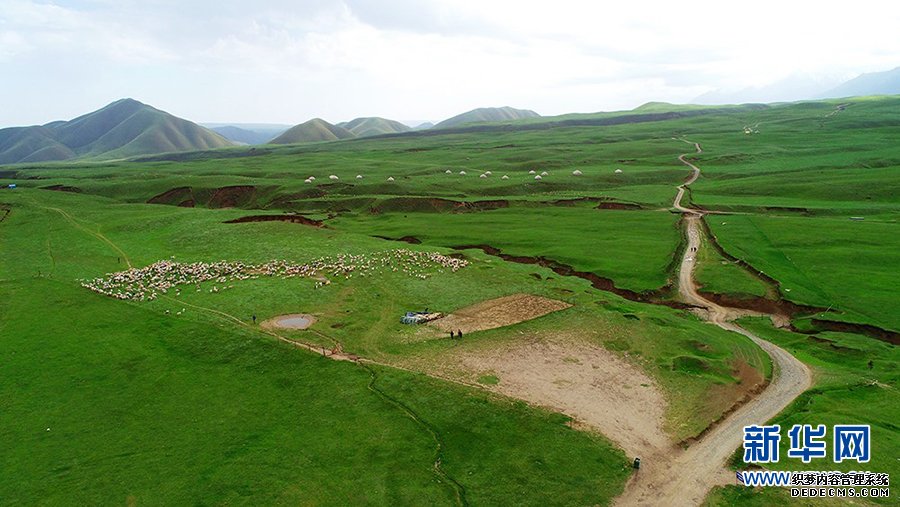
[{"left": 2, "top": 95, "right": 898, "bottom": 504}]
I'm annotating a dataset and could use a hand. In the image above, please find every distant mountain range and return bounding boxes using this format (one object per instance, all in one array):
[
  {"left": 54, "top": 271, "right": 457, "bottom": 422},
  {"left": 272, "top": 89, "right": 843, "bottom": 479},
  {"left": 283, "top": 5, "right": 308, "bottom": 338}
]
[
  {"left": 693, "top": 67, "right": 900, "bottom": 105},
  {"left": 434, "top": 106, "right": 540, "bottom": 129},
  {"left": 820, "top": 67, "right": 900, "bottom": 98},
  {"left": 267, "top": 108, "right": 541, "bottom": 144},
  {"left": 205, "top": 124, "right": 290, "bottom": 145},
  {"left": 0, "top": 99, "right": 232, "bottom": 165}
]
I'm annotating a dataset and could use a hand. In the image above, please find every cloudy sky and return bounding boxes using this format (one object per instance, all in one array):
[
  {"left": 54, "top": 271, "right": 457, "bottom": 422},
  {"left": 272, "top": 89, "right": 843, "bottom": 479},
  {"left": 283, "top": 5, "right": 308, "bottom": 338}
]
[{"left": 1, "top": 0, "right": 898, "bottom": 126}]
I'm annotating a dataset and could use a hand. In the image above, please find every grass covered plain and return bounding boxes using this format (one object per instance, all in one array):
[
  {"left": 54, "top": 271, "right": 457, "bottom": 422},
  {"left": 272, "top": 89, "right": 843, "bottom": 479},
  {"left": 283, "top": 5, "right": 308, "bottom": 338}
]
[
  {"left": 0, "top": 192, "right": 632, "bottom": 505},
  {"left": 2, "top": 95, "right": 899, "bottom": 505}
]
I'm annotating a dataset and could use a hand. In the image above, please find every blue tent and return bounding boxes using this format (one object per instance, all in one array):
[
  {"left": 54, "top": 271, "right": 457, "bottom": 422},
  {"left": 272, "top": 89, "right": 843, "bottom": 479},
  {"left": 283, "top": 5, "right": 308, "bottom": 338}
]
[{"left": 7, "top": 184, "right": 16, "bottom": 189}]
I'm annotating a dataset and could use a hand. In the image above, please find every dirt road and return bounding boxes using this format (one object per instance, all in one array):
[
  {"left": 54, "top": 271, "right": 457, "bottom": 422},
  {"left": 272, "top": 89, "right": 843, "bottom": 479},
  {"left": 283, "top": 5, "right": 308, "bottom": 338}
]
[{"left": 614, "top": 142, "right": 811, "bottom": 506}]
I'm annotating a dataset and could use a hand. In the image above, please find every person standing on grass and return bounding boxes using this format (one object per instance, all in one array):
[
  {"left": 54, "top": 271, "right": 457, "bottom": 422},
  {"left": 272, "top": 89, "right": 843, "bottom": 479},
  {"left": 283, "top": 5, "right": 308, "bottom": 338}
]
[
  {"left": 252, "top": 314, "right": 257, "bottom": 324},
  {"left": 457, "top": 329, "right": 463, "bottom": 339},
  {"left": 450, "top": 330, "right": 455, "bottom": 339}
]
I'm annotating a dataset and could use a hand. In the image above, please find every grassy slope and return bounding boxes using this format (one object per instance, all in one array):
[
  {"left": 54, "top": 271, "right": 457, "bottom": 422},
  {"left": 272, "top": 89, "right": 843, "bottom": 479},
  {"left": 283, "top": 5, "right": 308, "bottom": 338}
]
[
  {"left": 270, "top": 119, "right": 355, "bottom": 144},
  {"left": 0, "top": 190, "right": 631, "bottom": 505},
  {"left": 332, "top": 207, "right": 681, "bottom": 292},
  {"left": 707, "top": 214, "right": 900, "bottom": 331}
]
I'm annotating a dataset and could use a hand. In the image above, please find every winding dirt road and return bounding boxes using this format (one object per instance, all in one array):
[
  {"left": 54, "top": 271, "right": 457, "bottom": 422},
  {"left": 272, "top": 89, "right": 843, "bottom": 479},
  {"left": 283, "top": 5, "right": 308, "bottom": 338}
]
[{"left": 614, "top": 142, "right": 811, "bottom": 506}]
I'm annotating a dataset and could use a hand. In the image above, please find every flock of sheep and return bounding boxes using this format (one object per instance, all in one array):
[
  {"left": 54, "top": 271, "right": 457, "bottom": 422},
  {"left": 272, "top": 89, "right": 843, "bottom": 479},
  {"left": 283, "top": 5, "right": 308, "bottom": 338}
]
[{"left": 82, "top": 249, "right": 469, "bottom": 302}]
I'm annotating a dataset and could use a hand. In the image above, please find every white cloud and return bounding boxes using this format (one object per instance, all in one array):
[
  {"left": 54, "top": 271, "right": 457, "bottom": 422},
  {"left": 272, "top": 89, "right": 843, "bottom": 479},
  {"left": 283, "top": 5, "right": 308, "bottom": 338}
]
[{"left": 0, "top": 0, "right": 898, "bottom": 125}]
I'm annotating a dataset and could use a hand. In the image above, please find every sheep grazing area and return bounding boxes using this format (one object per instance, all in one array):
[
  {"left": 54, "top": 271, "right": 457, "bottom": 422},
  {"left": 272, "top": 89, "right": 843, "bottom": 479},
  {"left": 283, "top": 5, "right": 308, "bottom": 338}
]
[{"left": 2, "top": 96, "right": 899, "bottom": 506}]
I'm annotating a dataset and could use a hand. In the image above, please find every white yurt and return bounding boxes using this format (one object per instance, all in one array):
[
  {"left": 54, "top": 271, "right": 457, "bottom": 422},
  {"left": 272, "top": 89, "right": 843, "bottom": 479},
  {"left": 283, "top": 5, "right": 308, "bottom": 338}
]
[
  {"left": 534, "top": 175, "right": 542, "bottom": 180},
  {"left": 387, "top": 176, "right": 395, "bottom": 182},
  {"left": 329, "top": 175, "right": 339, "bottom": 180},
  {"left": 572, "top": 170, "right": 583, "bottom": 176}
]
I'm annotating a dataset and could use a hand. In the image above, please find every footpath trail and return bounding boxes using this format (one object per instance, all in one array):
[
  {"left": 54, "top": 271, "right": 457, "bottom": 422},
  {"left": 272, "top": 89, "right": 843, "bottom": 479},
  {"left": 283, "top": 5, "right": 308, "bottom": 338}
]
[{"left": 615, "top": 142, "right": 811, "bottom": 506}]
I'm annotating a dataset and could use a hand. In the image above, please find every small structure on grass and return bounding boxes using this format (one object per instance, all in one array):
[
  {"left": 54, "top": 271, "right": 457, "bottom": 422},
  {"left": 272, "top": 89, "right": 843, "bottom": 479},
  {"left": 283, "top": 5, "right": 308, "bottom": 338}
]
[{"left": 400, "top": 311, "right": 443, "bottom": 325}]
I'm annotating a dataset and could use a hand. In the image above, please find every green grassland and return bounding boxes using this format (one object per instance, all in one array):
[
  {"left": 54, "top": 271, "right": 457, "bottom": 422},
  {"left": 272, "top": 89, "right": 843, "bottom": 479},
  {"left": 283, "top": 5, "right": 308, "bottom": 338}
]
[
  {"left": 1, "top": 190, "right": 634, "bottom": 505},
  {"left": 332, "top": 208, "right": 681, "bottom": 292},
  {"left": 2, "top": 95, "right": 898, "bottom": 505},
  {"left": 706, "top": 214, "right": 900, "bottom": 331}
]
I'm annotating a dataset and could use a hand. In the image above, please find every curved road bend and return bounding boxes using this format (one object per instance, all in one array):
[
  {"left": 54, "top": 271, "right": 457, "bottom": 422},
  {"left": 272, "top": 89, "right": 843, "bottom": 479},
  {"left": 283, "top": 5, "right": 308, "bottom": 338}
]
[{"left": 614, "top": 142, "right": 811, "bottom": 506}]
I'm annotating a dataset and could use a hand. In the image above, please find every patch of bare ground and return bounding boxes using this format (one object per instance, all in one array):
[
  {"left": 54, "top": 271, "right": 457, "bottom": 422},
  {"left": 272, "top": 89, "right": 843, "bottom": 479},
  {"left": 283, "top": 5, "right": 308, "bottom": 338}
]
[
  {"left": 260, "top": 313, "right": 317, "bottom": 330},
  {"left": 223, "top": 214, "right": 324, "bottom": 227},
  {"left": 441, "top": 334, "right": 670, "bottom": 459},
  {"left": 429, "top": 293, "right": 571, "bottom": 334}
]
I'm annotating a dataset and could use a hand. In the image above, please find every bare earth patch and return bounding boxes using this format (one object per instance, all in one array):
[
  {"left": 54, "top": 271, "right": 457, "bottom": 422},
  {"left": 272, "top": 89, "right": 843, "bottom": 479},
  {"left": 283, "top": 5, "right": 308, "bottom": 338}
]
[
  {"left": 261, "top": 314, "right": 317, "bottom": 330},
  {"left": 430, "top": 293, "right": 571, "bottom": 334},
  {"left": 448, "top": 335, "right": 670, "bottom": 459}
]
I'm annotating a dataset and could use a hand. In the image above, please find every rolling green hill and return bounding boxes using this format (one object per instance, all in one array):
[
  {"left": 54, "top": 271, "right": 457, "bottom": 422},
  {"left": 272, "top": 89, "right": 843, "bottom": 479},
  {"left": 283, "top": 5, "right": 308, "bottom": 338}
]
[
  {"left": 0, "top": 99, "right": 232, "bottom": 164},
  {"left": 434, "top": 106, "right": 540, "bottom": 128},
  {"left": 337, "top": 117, "right": 411, "bottom": 137},
  {"left": 269, "top": 118, "right": 355, "bottom": 144}
]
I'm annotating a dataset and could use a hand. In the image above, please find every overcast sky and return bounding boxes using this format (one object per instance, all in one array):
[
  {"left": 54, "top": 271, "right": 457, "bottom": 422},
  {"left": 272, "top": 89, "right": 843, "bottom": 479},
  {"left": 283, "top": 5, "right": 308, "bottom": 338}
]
[{"left": 2, "top": 0, "right": 899, "bottom": 126}]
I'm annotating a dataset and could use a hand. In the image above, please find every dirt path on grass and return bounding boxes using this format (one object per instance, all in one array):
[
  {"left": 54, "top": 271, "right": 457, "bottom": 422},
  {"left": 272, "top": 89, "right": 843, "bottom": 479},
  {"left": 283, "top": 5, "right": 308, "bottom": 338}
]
[{"left": 613, "top": 142, "right": 812, "bottom": 506}]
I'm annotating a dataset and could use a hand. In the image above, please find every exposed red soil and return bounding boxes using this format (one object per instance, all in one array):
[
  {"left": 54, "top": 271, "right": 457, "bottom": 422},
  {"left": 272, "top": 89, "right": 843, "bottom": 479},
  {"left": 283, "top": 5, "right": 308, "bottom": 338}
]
[
  {"left": 41, "top": 184, "right": 82, "bottom": 193},
  {"left": 224, "top": 214, "right": 325, "bottom": 227},
  {"left": 763, "top": 206, "right": 810, "bottom": 214},
  {"left": 698, "top": 291, "right": 821, "bottom": 320},
  {"left": 790, "top": 319, "right": 900, "bottom": 346},
  {"left": 372, "top": 235, "right": 421, "bottom": 244},
  {"left": 596, "top": 201, "right": 644, "bottom": 210},
  {"left": 678, "top": 360, "right": 769, "bottom": 446},
  {"left": 147, "top": 186, "right": 193, "bottom": 205},
  {"left": 369, "top": 197, "right": 509, "bottom": 214},
  {"left": 208, "top": 185, "right": 256, "bottom": 208}
]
